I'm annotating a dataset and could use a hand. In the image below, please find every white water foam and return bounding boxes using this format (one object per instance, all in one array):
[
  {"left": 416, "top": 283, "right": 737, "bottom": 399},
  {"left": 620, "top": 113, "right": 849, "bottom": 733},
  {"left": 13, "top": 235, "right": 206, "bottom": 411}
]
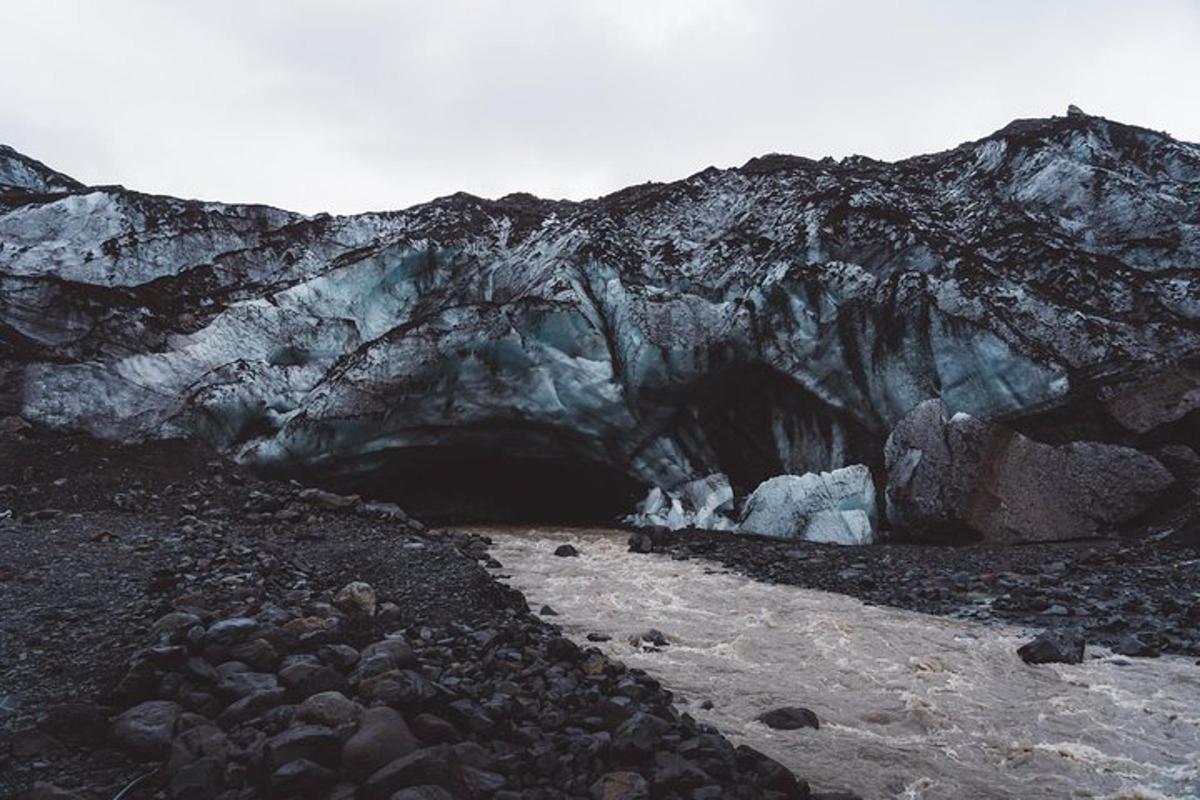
[{"left": 474, "top": 525, "right": 1200, "bottom": 800}]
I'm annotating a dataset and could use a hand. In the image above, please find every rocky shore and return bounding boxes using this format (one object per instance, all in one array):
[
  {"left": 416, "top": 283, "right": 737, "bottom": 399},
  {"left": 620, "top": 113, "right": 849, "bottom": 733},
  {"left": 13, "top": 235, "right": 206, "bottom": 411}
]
[
  {"left": 0, "top": 423, "right": 820, "bottom": 799},
  {"left": 627, "top": 527, "right": 1200, "bottom": 660}
]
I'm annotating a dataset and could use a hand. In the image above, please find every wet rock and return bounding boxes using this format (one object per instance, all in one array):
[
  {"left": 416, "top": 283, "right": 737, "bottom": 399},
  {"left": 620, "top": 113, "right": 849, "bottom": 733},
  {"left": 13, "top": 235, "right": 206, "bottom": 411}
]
[
  {"left": 205, "top": 617, "right": 260, "bottom": 648},
  {"left": 735, "top": 745, "right": 808, "bottom": 797},
  {"left": 111, "top": 699, "right": 182, "bottom": 759},
  {"left": 740, "top": 467, "right": 876, "bottom": 545},
  {"left": 334, "top": 580, "right": 378, "bottom": 617},
  {"left": 554, "top": 544, "right": 580, "bottom": 558},
  {"left": 757, "top": 707, "right": 820, "bottom": 731},
  {"left": 1112, "top": 634, "right": 1161, "bottom": 658},
  {"left": 1017, "top": 631, "right": 1086, "bottom": 664},
  {"left": 627, "top": 532, "right": 654, "bottom": 554},
  {"left": 343, "top": 706, "right": 420, "bottom": 778},
  {"left": 885, "top": 400, "right": 1174, "bottom": 543}
]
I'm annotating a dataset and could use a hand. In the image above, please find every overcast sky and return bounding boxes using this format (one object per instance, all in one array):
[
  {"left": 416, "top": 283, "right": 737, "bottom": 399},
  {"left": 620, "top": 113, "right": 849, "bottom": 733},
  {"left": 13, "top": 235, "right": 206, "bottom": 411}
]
[{"left": 3, "top": 1, "right": 1199, "bottom": 215}]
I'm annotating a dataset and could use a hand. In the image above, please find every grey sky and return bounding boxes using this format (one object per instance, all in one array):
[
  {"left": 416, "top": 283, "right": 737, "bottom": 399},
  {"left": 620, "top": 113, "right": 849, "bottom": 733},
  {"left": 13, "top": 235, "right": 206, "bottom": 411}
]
[{"left": 3, "top": 0, "right": 1199, "bottom": 215}]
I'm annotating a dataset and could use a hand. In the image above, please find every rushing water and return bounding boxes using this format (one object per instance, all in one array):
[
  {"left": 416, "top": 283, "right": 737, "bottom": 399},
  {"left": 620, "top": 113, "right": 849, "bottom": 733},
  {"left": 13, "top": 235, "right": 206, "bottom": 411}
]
[{"left": 472, "top": 525, "right": 1200, "bottom": 800}]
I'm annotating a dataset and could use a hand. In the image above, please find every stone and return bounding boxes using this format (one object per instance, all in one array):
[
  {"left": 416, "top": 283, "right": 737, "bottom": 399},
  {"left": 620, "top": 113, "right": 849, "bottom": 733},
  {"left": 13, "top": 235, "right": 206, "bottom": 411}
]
[
  {"left": 359, "top": 669, "right": 440, "bottom": 710},
  {"left": 361, "top": 746, "right": 452, "bottom": 800},
  {"left": 334, "top": 581, "right": 378, "bottom": 617},
  {"left": 739, "top": 466, "right": 876, "bottom": 545},
  {"left": 612, "top": 712, "right": 670, "bottom": 760},
  {"left": 297, "top": 487, "right": 361, "bottom": 509},
  {"left": 1111, "top": 634, "right": 1161, "bottom": 658},
  {"left": 218, "top": 688, "right": 288, "bottom": 729},
  {"left": 410, "top": 712, "right": 461, "bottom": 744},
  {"left": 111, "top": 699, "right": 182, "bottom": 759},
  {"left": 554, "top": 544, "right": 580, "bottom": 557},
  {"left": 169, "top": 756, "right": 224, "bottom": 800},
  {"left": 264, "top": 723, "right": 341, "bottom": 772},
  {"left": 279, "top": 661, "right": 351, "bottom": 701},
  {"left": 343, "top": 706, "right": 420, "bottom": 778},
  {"left": 296, "top": 690, "right": 364, "bottom": 728},
  {"left": 757, "top": 706, "right": 820, "bottom": 730},
  {"left": 591, "top": 772, "right": 649, "bottom": 800},
  {"left": 884, "top": 400, "right": 1174, "bottom": 543},
  {"left": 1101, "top": 366, "right": 1200, "bottom": 434},
  {"left": 735, "top": 745, "right": 807, "bottom": 796},
  {"left": 205, "top": 617, "right": 260, "bottom": 647},
  {"left": 270, "top": 758, "right": 337, "bottom": 797},
  {"left": 1017, "top": 631, "right": 1086, "bottom": 665}
]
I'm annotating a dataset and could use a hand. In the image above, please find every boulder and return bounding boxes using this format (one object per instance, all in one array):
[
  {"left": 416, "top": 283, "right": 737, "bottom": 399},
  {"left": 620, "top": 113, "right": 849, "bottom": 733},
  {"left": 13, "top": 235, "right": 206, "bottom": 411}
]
[
  {"left": 739, "top": 466, "right": 876, "bottom": 545},
  {"left": 757, "top": 706, "right": 820, "bottom": 730},
  {"left": 111, "top": 700, "right": 182, "bottom": 759},
  {"left": 342, "top": 706, "right": 420, "bottom": 778},
  {"left": 884, "top": 399, "right": 1174, "bottom": 543},
  {"left": 333, "top": 581, "right": 377, "bottom": 617},
  {"left": 1101, "top": 365, "right": 1200, "bottom": 434},
  {"left": 1017, "top": 631, "right": 1086, "bottom": 665}
]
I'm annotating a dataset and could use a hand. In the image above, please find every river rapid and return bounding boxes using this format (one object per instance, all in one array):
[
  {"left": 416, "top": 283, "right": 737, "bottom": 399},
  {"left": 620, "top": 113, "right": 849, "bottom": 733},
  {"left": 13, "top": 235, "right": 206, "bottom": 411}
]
[{"left": 471, "top": 525, "right": 1200, "bottom": 800}]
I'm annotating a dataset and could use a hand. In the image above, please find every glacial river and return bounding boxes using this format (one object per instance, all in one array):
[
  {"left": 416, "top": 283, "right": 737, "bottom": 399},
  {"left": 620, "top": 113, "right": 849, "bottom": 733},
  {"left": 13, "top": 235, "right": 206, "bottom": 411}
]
[{"left": 471, "top": 525, "right": 1200, "bottom": 800}]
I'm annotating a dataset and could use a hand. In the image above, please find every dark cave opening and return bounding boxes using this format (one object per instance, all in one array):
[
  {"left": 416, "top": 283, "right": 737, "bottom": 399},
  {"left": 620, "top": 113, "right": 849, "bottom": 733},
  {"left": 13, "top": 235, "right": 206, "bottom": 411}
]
[{"left": 323, "top": 445, "right": 645, "bottom": 525}]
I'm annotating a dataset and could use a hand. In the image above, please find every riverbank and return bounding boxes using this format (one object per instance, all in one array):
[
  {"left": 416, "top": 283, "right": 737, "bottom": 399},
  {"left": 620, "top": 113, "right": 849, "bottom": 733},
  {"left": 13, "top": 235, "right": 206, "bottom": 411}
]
[{"left": 0, "top": 424, "right": 813, "bottom": 799}]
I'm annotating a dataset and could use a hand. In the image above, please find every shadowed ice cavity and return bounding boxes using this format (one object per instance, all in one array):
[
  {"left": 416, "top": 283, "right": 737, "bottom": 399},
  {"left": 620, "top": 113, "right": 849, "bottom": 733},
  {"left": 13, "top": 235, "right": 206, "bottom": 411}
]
[{"left": 478, "top": 526, "right": 1200, "bottom": 800}]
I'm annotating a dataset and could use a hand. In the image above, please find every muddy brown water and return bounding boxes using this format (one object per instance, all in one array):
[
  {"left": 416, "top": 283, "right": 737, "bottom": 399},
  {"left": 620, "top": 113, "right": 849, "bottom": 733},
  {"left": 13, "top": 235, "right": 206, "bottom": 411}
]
[{"left": 471, "top": 525, "right": 1200, "bottom": 800}]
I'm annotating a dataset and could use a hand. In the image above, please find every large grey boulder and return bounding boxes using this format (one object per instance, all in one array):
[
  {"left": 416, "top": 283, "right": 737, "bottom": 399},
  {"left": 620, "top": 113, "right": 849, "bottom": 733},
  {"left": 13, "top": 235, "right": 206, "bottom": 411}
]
[
  {"left": 884, "top": 399, "right": 1174, "bottom": 543},
  {"left": 739, "top": 466, "right": 877, "bottom": 545}
]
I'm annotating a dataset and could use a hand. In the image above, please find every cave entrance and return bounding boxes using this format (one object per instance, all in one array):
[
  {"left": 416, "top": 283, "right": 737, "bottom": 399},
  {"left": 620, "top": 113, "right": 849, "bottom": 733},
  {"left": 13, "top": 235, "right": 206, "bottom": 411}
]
[{"left": 328, "top": 445, "right": 644, "bottom": 525}]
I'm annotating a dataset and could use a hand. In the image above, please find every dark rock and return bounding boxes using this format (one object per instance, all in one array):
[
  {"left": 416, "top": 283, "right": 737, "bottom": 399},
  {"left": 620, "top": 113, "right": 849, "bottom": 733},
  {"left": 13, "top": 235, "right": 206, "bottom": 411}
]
[
  {"left": 554, "top": 544, "right": 580, "bottom": 558},
  {"left": 269, "top": 758, "right": 337, "bottom": 797},
  {"left": 411, "top": 712, "right": 462, "bottom": 744},
  {"left": 1112, "top": 634, "right": 1161, "bottom": 658},
  {"left": 218, "top": 687, "right": 288, "bottom": 729},
  {"left": 111, "top": 699, "right": 182, "bottom": 759},
  {"left": 1018, "top": 631, "right": 1086, "bottom": 664},
  {"left": 757, "top": 707, "right": 820, "bottom": 731},
  {"left": 342, "top": 706, "right": 420, "bottom": 778},
  {"left": 736, "top": 745, "right": 809, "bottom": 797},
  {"left": 279, "top": 661, "right": 350, "bottom": 701},
  {"left": 358, "top": 669, "right": 440, "bottom": 711},
  {"left": 361, "top": 746, "right": 452, "bottom": 800},
  {"left": 591, "top": 771, "right": 650, "bottom": 800},
  {"left": 612, "top": 712, "right": 670, "bottom": 761},
  {"left": 263, "top": 723, "right": 340, "bottom": 772},
  {"left": 169, "top": 755, "right": 224, "bottom": 800}
]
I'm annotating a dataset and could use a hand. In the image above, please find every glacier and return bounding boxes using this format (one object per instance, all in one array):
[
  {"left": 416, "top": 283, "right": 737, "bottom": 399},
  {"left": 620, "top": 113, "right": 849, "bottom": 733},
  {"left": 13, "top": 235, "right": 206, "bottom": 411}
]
[{"left": 3, "top": 111, "right": 1199, "bottom": 538}]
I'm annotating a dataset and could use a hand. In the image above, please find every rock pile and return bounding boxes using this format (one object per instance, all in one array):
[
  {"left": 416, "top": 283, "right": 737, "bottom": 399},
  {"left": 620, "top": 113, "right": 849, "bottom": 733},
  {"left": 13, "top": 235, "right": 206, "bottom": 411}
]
[{"left": 102, "top": 582, "right": 812, "bottom": 800}]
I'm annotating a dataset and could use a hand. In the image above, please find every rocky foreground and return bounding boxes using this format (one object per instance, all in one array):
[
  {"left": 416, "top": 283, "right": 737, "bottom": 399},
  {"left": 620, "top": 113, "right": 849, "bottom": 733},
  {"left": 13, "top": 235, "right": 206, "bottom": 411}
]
[{"left": 0, "top": 423, "right": 834, "bottom": 800}]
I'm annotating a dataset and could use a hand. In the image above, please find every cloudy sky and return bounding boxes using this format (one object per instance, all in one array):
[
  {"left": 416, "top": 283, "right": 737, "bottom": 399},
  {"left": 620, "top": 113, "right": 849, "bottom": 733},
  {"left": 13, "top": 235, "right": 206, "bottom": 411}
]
[{"left": 4, "top": 0, "right": 1199, "bottom": 215}]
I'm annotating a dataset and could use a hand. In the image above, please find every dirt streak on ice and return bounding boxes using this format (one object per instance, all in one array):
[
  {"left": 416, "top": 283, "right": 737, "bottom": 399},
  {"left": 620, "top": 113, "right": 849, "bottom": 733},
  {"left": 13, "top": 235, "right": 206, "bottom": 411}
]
[{"left": 473, "top": 526, "right": 1200, "bottom": 800}]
